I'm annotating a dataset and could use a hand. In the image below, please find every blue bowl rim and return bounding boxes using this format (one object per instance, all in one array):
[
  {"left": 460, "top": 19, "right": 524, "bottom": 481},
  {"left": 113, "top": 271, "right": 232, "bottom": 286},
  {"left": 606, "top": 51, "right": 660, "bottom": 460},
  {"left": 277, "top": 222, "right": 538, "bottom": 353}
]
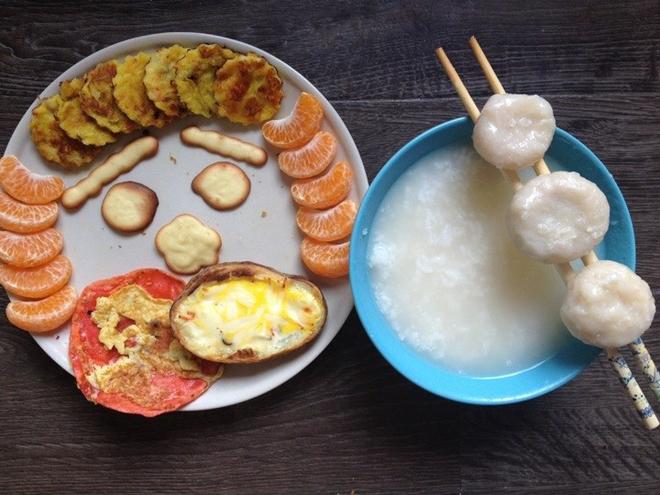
[{"left": 349, "top": 116, "right": 635, "bottom": 405}]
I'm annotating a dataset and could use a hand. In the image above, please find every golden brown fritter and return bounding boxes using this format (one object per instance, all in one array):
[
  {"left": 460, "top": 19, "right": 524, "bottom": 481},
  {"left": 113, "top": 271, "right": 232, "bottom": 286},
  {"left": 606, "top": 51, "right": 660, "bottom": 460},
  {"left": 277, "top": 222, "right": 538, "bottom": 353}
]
[
  {"left": 144, "top": 44, "right": 188, "bottom": 118},
  {"left": 174, "top": 44, "right": 235, "bottom": 118},
  {"left": 30, "top": 94, "right": 100, "bottom": 169},
  {"left": 213, "top": 52, "right": 283, "bottom": 125},
  {"left": 57, "top": 78, "right": 117, "bottom": 146},
  {"left": 113, "top": 52, "right": 171, "bottom": 128},
  {"left": 80, "top": 60, "right": 138, "bottom": 134}
]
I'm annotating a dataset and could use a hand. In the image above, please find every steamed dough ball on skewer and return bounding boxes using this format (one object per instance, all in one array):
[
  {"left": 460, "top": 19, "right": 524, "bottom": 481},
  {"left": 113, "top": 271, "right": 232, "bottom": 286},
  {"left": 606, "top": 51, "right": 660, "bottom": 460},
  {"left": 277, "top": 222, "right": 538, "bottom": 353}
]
[
  {"left": 473, "top": 94, "right": 556, "bottom": 170},
  {"left": 507, "top": 171, "right": 610, "bottom": 263},
  {"left": 561, "top": 261, "right": 655, "bottom": 349}
]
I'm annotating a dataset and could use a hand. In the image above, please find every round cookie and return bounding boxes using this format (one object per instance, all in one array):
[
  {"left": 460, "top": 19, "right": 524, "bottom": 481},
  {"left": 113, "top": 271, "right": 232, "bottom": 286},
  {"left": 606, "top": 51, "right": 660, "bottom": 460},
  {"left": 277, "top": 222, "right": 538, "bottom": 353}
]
[
  {"left": 101, "top": 181, "right": 159, "bottom": 233},
  {"left": 192, "top": 162, "right": 250, "bottom": 210}
]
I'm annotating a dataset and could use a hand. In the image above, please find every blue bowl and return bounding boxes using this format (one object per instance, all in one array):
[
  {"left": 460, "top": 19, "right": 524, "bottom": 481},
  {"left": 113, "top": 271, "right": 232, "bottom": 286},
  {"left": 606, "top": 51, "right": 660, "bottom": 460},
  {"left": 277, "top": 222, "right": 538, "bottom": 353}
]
[{"left": 350, "top": 117, "right": 635, "bottom": 405}]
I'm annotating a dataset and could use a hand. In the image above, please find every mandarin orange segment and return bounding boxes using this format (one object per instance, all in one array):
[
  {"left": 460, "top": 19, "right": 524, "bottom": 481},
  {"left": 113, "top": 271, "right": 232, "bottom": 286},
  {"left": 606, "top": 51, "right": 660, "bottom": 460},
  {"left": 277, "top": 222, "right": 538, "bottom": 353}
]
[
  {"left": 0, "top": 228, "right": 63, "bottom": 268},
  {"left": 300, "top": 237, "right": 349, "bottom": 278},
  {"left": 291, "top": 160, "right": 353, "bottom": 209},
  {"left": 1, "top": 156, "right": 64, "bottom": 204},
  {"left": 278, "top": 131, "right": 337, "bottom": 178},
  {"left": 261, "top": 92, "right": 323, "bottom": 149},
  {"left": 0, "top": 191, "right": 58, "bottom": 233},
  {"left": 296, "top": 200, "right": 357, "bottom": 242},
  {"left": 0, "top": 255, "right": 72, "bottom": 299},
  {"left": 0, "top": 155, "right": 19, "bottom": 181},
  {"left": 6, "top": 284, "right": 77, "bottom": 333}
]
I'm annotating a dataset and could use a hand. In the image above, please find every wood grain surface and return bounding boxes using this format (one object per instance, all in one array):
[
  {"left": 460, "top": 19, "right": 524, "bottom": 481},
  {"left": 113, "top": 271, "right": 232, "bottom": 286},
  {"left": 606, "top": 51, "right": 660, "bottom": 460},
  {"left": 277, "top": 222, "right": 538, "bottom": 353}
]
[{"left": 0, "top": 1, "right": 659, "bottom": 494}]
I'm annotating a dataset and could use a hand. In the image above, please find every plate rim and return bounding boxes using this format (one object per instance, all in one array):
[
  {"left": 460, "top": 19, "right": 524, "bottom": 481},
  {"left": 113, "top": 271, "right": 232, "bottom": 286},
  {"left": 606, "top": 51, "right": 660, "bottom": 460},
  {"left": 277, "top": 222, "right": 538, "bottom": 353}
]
[{"left": 4, "top": 32, "right": 367, "bottom": 411}]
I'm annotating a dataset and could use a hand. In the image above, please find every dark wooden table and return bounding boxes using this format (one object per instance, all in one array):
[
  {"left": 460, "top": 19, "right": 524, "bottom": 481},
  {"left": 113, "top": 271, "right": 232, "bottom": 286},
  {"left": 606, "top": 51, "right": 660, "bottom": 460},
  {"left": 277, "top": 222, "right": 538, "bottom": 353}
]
[{"left": 1, "top": 1, "right": 658, "bottom": 493}]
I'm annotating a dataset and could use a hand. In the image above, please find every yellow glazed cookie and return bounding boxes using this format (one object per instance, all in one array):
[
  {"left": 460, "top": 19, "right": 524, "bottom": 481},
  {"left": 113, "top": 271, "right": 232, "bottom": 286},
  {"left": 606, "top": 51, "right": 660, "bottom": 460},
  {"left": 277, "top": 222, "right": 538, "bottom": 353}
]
[
  {"left": 155, "top": 214, "right": 221, "bottom": 274},
  {"left": 180, "top": 126, "right": 267, "bottom": 166},
  {"left": 61, "top": 136, "right": 159, "bottom": 209}
]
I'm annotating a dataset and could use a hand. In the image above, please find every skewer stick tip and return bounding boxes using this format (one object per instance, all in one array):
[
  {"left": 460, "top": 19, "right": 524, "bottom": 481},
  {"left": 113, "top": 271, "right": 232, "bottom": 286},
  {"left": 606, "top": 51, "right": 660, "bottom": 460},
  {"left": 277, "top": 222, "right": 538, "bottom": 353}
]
[
  {"left": 434, "top": 47, "right": 481, "bottom": 123},
  {"left": 434, "top": 47, "right": 448, "bottom": 64}
]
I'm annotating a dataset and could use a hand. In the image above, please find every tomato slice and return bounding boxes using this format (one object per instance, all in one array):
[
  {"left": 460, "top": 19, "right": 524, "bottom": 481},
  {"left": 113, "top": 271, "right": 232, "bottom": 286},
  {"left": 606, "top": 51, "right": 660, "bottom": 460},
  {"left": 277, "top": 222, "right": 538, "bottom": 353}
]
[{"left": 69, "top": 268, "right": 222, "bottom": 417}]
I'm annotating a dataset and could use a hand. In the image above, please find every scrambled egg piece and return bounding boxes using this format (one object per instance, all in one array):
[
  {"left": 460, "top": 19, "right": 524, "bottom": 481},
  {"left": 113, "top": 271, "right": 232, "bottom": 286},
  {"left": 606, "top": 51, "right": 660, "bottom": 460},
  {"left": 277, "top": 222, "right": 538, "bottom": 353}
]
[
  {"left": 92, "top": 284, "right": 170, "bottom": 353},
  {"left": 213, "top": 53, "right": 283, "bottom": 125},
  {"left": 87, "top": 284, "right": 205, "bottom": 398}
]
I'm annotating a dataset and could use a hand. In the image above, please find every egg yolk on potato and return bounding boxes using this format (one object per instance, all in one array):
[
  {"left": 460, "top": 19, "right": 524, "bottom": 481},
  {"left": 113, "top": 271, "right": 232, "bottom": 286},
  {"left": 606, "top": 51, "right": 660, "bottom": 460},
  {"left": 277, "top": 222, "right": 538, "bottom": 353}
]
[{"left": 174, "top": 279, "right": 325, "bottom": 360}]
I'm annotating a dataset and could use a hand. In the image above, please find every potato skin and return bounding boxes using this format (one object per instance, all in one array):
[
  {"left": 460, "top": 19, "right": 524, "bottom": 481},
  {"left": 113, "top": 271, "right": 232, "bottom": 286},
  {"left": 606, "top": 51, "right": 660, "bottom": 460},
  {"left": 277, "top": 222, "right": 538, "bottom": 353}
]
[{"left": 170, "top": 262, "right": 327, "bottom": 364}]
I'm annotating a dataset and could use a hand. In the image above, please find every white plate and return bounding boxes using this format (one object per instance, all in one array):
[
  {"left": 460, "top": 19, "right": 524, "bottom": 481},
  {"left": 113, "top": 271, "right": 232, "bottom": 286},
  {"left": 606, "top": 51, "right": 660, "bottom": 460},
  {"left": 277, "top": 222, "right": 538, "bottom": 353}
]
[{"left": 4, "top": 33, "right": 367, "bottom": 411}]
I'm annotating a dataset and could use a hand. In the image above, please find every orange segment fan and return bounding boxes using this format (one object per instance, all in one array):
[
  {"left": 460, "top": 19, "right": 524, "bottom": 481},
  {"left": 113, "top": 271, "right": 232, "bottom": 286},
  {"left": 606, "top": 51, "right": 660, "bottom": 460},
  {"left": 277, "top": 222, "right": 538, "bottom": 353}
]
[
  {"left": 6, "top": 284, "right": 77, "bottom": 333},
  {"left": 278, "top": 131, "right": 337, "bottom": 178},
  {"left": 296, "top": 200, "right": 357, "bottom": 242},
  {"left": 290, "top": 160, "right": 353, "bottom": 209},
  {"left": 0, "top": 228, "right": 63, "bottom": 268},
  {"left": 262, "top": 92, "right": 323, "bottom": 149},
  {"left": 0, "top": 191, "right": 58, "bottom": 233},
  {"left": 1, "top": 156, "right": 64, "bottom": 204},
  {"left": 300, "top": 237, "right": 349, "bottom": 278},
  {"left": 0, "top": 255, "right": 72, "bottom": 298}
]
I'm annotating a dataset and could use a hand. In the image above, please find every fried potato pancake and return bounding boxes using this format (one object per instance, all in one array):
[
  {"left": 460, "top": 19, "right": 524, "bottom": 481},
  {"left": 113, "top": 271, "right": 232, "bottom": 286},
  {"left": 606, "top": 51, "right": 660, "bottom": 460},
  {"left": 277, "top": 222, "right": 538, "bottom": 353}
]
[
  {"left": 30, "top": 94, "right": 100, "bottom": 169},
  {"left": 80, "top": 60, "right": 138, "bottom": 134},
  {"left": 57, "top": 78, "right": 117, "bottom": 146},
  {"left": 144, "top": 44, "right": 188, "bottom": 118},
  {"left": 113, "top": 52, "right": 171, "bottom": 128},
  {"left": 213, "top": 52, "right": 283, "bottom": 125},
  {"left": 174, "top": 43, "right": 235, "bottom": 118}
]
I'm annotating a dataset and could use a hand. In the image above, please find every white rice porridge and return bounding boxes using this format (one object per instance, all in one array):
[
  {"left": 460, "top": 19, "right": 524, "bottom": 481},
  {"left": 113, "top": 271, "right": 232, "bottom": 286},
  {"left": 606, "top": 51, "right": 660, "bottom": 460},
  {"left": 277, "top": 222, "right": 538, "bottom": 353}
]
[{"left": 367, "top": 145, "right": 568, "bottom": 376}]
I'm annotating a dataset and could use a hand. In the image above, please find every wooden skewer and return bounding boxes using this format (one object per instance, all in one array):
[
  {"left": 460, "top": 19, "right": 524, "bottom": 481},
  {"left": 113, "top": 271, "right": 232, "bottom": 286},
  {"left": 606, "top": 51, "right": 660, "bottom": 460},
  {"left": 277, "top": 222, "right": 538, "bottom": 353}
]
[
  {"left": 629, "top": 338, "right": 660, "bottom": 401},
  {"left": 435, "top": 42, "right": 659, "bottom": 430},
  {"left": 468, "top": 35, "right": 660, "bottom": 420},
  {"left": 436, "top": 47, "right": 570, "bottom": 285},
  {"left": 608, "top": 349, "right": 659, "bottom": 424},
  {"left": 435, "top": 49, "right": 523, "bottom": 191}
]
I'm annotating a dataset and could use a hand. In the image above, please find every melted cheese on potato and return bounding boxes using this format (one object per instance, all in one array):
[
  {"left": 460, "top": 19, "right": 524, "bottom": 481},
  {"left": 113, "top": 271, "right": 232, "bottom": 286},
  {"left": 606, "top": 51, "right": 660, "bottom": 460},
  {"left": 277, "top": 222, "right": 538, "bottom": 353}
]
[{"left": 175, "top": 279, "right": 325, "bottom": 360}]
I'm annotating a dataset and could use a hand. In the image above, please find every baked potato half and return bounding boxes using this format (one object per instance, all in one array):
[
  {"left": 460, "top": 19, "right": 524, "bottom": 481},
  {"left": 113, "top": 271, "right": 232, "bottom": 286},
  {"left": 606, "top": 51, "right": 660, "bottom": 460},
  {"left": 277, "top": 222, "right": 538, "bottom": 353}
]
[{"left": 170, "top": 262, "right": 327, "bottom": 363}]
